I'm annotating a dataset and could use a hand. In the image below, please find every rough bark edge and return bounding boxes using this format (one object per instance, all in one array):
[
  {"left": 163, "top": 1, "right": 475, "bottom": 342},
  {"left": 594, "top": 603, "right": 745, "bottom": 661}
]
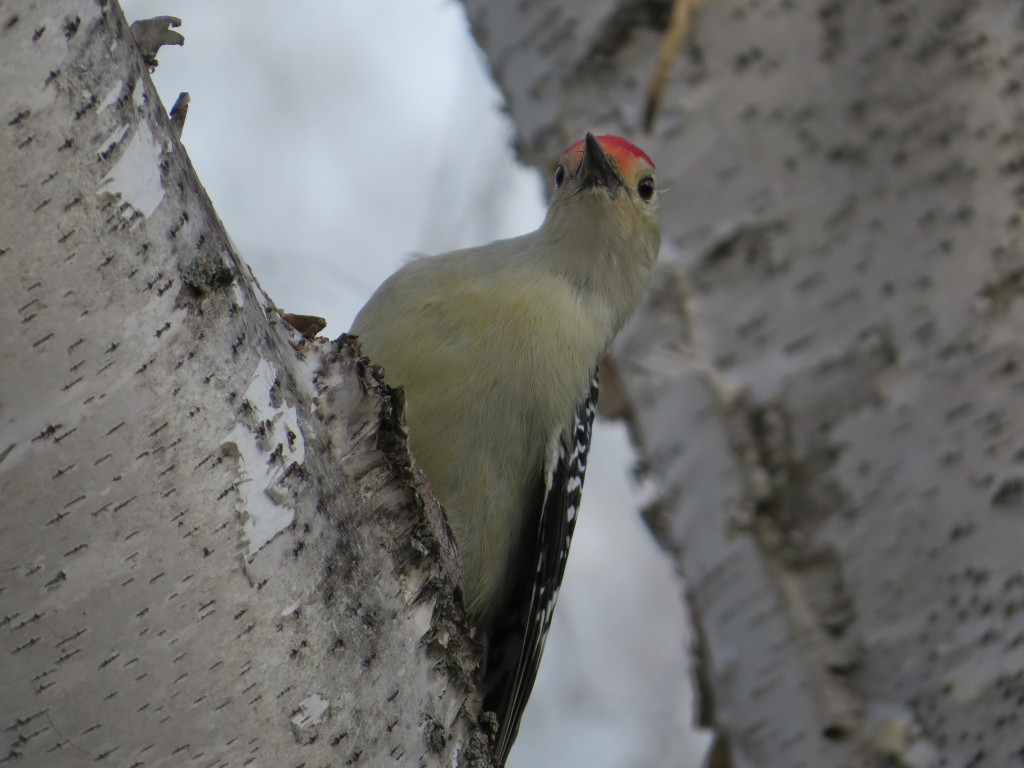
[{"left": 309, "top": 334, "right": 497, "bottom": 764}]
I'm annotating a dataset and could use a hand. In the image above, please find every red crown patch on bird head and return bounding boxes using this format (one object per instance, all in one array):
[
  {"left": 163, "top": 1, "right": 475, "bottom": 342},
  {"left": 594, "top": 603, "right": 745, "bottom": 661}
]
[{"left": 561, "top": 134, "right": 655, "bottom": 181}]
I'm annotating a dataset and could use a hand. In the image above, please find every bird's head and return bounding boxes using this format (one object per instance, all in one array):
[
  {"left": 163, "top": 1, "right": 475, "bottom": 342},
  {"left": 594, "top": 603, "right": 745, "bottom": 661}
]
[{"left": 544, "top": 133, "right": 660, "bottom": 269}]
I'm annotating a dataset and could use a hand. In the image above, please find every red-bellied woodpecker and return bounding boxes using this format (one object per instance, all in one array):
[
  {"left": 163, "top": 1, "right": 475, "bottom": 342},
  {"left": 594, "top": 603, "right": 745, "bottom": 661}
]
[{"left": 350, "top": 133, "right": 660, "bottom": 764}]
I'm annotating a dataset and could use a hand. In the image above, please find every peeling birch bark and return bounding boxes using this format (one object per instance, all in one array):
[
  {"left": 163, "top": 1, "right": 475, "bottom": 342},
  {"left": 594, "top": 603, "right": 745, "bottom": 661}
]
[{"left": 1, "top": 2, "right": 487, "bottom": 765}]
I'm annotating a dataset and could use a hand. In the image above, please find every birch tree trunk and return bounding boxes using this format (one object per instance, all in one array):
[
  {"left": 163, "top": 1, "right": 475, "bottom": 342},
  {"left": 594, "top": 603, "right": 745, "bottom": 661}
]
[
  {"left": 0, "top": 2, "right": 487, "bottom": 765},
  {"left": 462, "top": 0, "right": 1024, "bottom": 766}
]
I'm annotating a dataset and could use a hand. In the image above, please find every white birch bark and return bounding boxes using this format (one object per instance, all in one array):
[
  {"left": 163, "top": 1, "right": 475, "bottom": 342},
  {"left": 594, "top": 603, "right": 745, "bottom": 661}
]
[
  {"left": 462, "top": 0, "right": 1024, "bottom": 766},
  {"left": 1, "top": 2, "right": 487, "bottom": 765}
]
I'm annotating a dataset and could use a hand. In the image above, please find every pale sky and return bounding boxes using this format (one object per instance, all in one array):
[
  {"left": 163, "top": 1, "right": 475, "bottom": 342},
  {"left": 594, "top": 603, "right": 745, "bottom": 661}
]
[{"left": 123, "top": 2, "right": 707, "bottom": 765}]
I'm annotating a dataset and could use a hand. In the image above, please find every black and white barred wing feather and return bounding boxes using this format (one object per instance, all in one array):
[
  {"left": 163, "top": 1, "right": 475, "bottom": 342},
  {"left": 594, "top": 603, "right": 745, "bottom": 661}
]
[{"left": 487, "top": 370, "right": 599, "bottom": 764}]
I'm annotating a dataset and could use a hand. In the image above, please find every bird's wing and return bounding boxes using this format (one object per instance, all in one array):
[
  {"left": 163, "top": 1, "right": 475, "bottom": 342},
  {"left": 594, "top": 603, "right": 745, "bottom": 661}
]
[{"left": 486, "top": 369, "right": 599, "bottom": 765}]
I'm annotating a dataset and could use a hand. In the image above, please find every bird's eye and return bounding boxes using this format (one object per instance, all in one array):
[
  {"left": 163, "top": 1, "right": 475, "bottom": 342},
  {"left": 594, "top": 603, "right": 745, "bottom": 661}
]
[
  {"left": 554, "top": 166, "right": 565, "bottom": 187},
  {"left": 637, "top": 176, "right": 655, "bottom": 201}
]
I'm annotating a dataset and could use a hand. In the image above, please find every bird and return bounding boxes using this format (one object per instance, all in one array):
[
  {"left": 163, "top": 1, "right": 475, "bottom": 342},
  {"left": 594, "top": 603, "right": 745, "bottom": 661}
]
[{"left": 350, "top": 132, "right": 660, "bottom": 764}]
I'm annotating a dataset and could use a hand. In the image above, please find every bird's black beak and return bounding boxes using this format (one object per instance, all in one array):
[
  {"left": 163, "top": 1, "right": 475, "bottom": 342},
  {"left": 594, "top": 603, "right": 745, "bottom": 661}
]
[{"left": 575, "top": 132, "right": 623, "bottom": 190}]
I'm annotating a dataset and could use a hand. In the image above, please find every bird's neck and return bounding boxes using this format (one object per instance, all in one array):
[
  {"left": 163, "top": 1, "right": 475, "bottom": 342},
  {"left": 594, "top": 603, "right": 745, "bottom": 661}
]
[{"left": 530, "top": 213, "right": 657, "bottom": 341}]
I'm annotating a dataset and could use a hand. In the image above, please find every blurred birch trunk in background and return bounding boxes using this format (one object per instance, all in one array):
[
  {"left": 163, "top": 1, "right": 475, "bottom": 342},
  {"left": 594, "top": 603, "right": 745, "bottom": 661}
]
[{"left": 461, "top": 0, "right": 1024, "bottom": 766}]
